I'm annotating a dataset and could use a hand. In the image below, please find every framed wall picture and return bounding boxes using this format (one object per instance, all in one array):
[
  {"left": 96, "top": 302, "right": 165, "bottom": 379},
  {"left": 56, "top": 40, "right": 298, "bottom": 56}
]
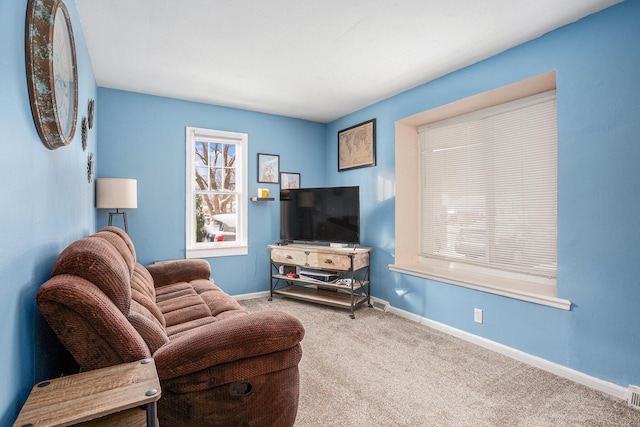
[
  {"left": 338, "top": 118, "right": 376, "bottom": 171},
  {"left": 257, "top": 153, "right": 279, "bottom": 183},
  {"left": 280, "top": 172, "right": 300, "bottom": 189}
]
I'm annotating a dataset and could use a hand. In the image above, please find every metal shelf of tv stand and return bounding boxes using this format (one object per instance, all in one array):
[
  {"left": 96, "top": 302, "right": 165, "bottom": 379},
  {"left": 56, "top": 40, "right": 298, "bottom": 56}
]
[
  {"left": 272, "top": 274, "right": 368, "bottom": 292},
  {"left": 270, "top": 275, "right": 370, "bottom": 318},
  {"left": 268, "top": 244, "right": 372, "bottom": 318}
]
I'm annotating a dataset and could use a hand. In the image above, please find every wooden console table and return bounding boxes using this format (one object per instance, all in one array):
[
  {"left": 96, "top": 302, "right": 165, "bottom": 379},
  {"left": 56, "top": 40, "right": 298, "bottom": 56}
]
[
  {"left": 269, "top": 243, "right": 372, "bottom": 318},
  {"left": 13, "top": 358, "right": 161, "bottom": 427}
]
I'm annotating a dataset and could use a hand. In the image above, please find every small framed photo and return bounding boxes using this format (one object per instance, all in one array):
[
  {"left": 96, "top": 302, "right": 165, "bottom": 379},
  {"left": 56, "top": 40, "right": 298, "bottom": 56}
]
[
  {"left": 280, "top": 172, "right": 300, "bottom": 189},
  {"left": 257, "top": 153, "right": 279, "bottom": 183},
  {"left": 338, "top": 118, "right": 376, "bottom": 171}
]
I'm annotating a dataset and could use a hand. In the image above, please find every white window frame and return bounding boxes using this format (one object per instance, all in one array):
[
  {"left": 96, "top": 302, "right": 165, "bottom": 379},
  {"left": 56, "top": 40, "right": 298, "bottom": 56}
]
[
  {"left": 185, "top": 126, "right": 248, "bottom": 258},
  {"left": 390, "top": 73, "right": 571, "bottom": 310}
]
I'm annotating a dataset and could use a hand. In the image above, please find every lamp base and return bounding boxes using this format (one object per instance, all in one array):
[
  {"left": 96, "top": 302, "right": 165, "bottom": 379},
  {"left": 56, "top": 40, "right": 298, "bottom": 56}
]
[{"left": 108, "top": 209, "right": 129, "bottom": 234}]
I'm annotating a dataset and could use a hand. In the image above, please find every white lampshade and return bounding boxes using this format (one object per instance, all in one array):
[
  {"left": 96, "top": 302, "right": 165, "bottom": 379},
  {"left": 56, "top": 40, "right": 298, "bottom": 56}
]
[{"left": 96, "top": 178, "right": 137, "bottom": 209}]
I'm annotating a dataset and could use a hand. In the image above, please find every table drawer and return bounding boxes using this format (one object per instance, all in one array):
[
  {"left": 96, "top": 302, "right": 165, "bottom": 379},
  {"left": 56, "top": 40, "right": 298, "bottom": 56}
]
[
  {"left": 271, "top": 248, "right": 307, "bottom": 266},
  {"left": 306, "top": 252, "right": 352, "bottom": 271}
]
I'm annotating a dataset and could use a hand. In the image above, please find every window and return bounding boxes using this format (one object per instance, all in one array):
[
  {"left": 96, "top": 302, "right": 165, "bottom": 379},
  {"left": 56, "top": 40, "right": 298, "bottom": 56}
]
[
  {"left": 391, "top": 73, "right": 570, "bottom": 309},
  {"left": 419, "top": 91, "right": 557, "bottom": 280},
  {"left": 186, "top": 127, "right": 248, "bottom": 258}
]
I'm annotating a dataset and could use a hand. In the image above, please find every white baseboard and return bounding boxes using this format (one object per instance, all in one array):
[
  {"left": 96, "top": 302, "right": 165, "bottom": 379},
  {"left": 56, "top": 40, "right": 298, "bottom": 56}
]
[
  {"left": 371, "top": 297, "right": 628, "bottom": 401},
  {"left": 233, "top": 290, "right": 270, "bottom": 301}
]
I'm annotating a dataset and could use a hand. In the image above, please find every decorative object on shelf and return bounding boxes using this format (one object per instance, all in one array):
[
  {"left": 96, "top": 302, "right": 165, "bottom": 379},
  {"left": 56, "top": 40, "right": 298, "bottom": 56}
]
[
  {"left": 252, "top": 188, "right": 274, "bottom": 201},
  {"left": 338, "top": 118, "right": 376, "bottom": 171},
  {"left": 96, "top": 178, "right": 138, "bottom": 233},
  {"left": 86, "top": 152, "right": 94, "bottom": 183},
  {"left": 81, "top": 116, "right": 88, "bottom": 151},
  {"left": 25, "top": 0, "right": 78, "bottom": 150},
  {"left": 87, "top": 98, "right": 95, "bottom": 129},
  {"left": 257, "top": 153, "right": 279, "bottom": 183},
  {"left": 280, "top": 172, "right": 300, "bottom": 189}
]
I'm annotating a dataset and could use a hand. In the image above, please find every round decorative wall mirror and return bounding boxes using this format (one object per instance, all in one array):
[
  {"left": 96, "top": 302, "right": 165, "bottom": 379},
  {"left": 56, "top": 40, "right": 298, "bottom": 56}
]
[{"left": 26, "top": 0, "right": 78, "bottom": 149}]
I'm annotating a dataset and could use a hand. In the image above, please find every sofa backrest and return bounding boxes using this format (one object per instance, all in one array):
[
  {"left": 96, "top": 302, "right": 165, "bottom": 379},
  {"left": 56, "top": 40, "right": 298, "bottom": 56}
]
[
  {"left": 51, "top": 234, "right": 132, "bottom": 314},
  {"left": 129, "top": 263, "right": 169, "bottom": 353},
  {"left": 38, "top": 226, "right": 169, "bottom": 371}
]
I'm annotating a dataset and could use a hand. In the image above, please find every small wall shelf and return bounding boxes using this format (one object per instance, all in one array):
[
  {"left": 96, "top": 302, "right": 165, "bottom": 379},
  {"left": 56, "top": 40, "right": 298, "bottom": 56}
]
[{"left": 250, "top": 197, "right": 275, "bottom": 202}]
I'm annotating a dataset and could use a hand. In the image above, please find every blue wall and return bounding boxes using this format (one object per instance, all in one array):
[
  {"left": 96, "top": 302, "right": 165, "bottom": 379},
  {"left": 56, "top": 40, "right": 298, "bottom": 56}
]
[
  {"left": 96, "top": 89, "right": 326, "bottom": 294},
  {"left": 0, "top": 0, "right": 97, "bottom": 423},
  {"left": 326, "top": 1, "right": 640, "bottom": 388}
]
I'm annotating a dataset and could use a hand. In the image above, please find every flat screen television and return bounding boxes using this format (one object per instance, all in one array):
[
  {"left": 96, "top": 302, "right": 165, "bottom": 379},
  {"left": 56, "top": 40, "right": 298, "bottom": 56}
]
[{"left": 280, "top": 186, "right": 360, "bottom": 245}]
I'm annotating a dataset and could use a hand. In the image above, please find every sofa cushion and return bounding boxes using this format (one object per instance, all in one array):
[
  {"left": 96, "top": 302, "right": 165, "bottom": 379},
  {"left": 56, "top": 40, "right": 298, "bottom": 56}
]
[
  {"left": 166, "top": 317, "right": 218, "bottom": 340},
  {"left": 37, "top": 274, "right": 151, "bottom": 369},
  {"left": 131, "top": 264, "right": 165, "bottom": 327},
  {"left": 127, "top": 299, "right": 170, "bottom": 353},
  {"left": 156, "top": 283, "right": 214, "bottom": 327},
  {"left": 93, "top": 228, "right": 136, "bottom": 277},
  {"left": 51, "top": 236, "right": 132, "bottom": 315},
  {"left": 146, "top": 259, "right": 211, "bottom": 288},
  {"left": 95, "top": 226, "right": 136, "bottom": 260},
  {"left": 190, "top": 279, "right": 244, "bottom": 316}
]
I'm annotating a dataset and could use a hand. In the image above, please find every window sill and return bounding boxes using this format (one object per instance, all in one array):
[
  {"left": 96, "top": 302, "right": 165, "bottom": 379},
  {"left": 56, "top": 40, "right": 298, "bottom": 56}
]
[
  {"left": 186, "top": 245, "right": 248, "bottom": 258},
  {"left": 388, "top": 261, "right": 571, "bottom": 310}
]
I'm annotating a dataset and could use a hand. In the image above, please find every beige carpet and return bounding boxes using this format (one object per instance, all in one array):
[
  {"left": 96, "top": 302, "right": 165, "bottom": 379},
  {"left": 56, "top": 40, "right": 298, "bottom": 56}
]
[{"left": 239, "top": 296, "right": 640, "bottom": 427}]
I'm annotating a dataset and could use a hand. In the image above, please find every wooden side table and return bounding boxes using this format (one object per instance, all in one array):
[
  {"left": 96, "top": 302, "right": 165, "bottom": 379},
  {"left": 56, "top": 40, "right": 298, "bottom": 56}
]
[{"left": 13, "top": 358, "right": 161, "bottom": 427}]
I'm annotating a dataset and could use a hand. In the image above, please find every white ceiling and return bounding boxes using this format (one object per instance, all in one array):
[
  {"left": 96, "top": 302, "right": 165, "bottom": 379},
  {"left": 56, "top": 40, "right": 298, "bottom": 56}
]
[{"left": 74, "top": 0, "right": 621, "bottom": 123}]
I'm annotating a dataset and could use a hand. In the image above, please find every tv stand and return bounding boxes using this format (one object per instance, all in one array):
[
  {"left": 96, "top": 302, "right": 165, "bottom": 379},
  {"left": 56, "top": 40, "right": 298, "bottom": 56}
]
[{"left": 268, "top": 243, "right": 372, "bottom": 318}]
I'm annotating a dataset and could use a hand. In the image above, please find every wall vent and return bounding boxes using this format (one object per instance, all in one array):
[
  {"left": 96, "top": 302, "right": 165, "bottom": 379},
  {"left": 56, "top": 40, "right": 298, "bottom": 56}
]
[
  {"left": 628, "top": 385, "right": 640, "bottom": 410},
  {"left": 372, "top": 300, "right": 388, "bottom": 312}
]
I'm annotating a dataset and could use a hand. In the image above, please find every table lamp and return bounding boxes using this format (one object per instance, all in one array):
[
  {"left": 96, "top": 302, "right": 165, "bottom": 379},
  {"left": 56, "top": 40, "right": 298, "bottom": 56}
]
[{"left": 96, "top": 178, "right": 137, "bottom": 233}]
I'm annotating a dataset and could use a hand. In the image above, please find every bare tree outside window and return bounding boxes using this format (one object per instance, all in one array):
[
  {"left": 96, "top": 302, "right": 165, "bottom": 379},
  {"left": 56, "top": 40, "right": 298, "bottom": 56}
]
[{"left": 194, "top": 141, "right": 237, "bottom": 243}]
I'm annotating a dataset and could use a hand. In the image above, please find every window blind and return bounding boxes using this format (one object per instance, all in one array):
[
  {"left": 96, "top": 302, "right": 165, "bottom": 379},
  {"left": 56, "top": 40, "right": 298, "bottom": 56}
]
[{"left": 419, "top": 91, "right": 557, "bottom": 278}]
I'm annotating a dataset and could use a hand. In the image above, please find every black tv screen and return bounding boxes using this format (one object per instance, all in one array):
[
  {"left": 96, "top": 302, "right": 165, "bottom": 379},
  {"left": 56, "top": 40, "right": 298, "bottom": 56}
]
[{"left": 280, "top": 186, "right": 360, "bottom": 244}]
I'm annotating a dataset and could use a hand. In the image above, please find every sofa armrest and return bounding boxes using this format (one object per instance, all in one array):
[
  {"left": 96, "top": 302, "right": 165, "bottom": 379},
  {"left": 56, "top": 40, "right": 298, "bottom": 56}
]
[
  {"left": 145, "top": 259, "right": 211, "bottom": 288},
  {"left": 153, "top": 310, "right": 304, "bottom": 380}
]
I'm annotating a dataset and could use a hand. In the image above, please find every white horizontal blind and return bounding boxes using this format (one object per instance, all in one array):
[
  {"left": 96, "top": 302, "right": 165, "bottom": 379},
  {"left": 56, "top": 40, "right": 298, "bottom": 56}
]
[{"left": 419, "top": 91, "right": 557, "bottom": 278}]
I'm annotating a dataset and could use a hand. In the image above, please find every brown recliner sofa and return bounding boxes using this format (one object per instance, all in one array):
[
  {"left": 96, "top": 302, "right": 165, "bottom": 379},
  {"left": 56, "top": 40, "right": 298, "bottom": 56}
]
[{"left": 36, "top": 226, "right": 304, "bottom": 426}]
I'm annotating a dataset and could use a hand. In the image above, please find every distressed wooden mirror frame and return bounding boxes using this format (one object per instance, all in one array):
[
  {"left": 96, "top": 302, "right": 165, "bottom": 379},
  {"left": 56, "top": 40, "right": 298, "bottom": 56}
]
[{"left": 26, "top": 0, "right": 78, "bottom": 149}]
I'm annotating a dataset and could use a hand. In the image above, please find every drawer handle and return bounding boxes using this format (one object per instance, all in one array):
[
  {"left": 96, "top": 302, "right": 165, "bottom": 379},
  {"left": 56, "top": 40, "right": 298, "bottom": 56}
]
[
  {"left": 323, "top": 259, "right": 333, "bottom": 264},
  {"left": 285, "top": 255, "right": 293, "bottom": 259}
]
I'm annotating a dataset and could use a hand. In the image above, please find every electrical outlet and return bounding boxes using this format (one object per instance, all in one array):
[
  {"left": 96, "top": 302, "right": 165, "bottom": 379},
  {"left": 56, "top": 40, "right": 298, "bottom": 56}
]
[{"left": 474, "top": 308, "right": 483, "bottom": 324}]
